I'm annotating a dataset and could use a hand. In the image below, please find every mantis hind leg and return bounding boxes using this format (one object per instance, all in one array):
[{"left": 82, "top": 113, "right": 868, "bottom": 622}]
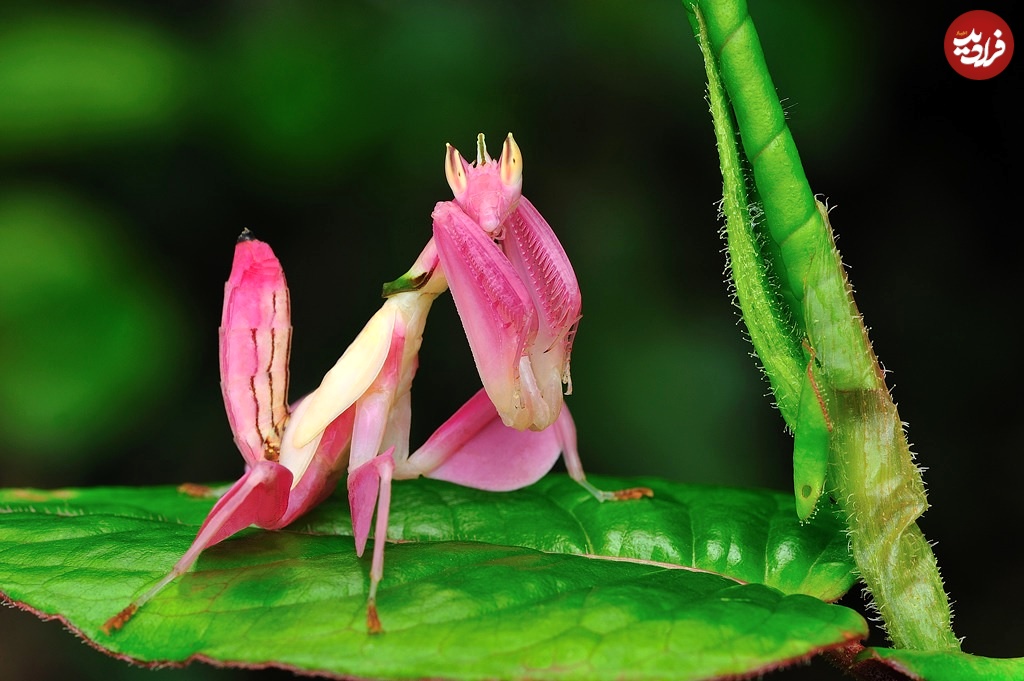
[
  {"left": 102, "top": 461, "right": 293, "bottom": 634},
  {"left": 348, "top": 449, "right": 395, "bottom": 634},
  {"left": 552, "top": 406, "right": 653, "bottom": 502}
]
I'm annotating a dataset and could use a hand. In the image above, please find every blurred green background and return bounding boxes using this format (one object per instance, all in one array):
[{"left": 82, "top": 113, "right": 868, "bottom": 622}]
[{"left": 0, "top": 1, "right": 1019, "bottom": 679}]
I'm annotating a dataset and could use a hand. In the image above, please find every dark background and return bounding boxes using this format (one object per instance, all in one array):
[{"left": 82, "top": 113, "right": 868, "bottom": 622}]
[{"left": 0, "top": 1, "right": 1020, "bottom": 679}]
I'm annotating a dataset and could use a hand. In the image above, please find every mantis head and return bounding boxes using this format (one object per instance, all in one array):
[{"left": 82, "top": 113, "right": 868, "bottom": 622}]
[{"left": 444, "top": 132, "right": 523, "bottom": 236}]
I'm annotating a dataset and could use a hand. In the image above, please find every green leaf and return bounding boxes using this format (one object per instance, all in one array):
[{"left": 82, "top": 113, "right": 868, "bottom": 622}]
[
  {"left": 857, "top": 648, "right": 1024, "bottom": 681},
  {"left": 0, "top": 476, "right": 863, "bottom": 680}
]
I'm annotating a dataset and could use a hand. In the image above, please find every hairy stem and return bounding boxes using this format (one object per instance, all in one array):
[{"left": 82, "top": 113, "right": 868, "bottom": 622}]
[{"left": 686, "top": 0, "right": 959, "bottom": 652}]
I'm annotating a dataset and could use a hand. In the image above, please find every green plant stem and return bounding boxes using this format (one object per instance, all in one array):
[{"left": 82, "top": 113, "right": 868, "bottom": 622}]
[
  {"left": 685, "top": 0, "right": 959, "bottom": 652},
  {"left": 688, "top": 0, "right": 804, "bottom": 428},
  {"left": 806, "top": 204, "right": 958, "bottom": 652}
]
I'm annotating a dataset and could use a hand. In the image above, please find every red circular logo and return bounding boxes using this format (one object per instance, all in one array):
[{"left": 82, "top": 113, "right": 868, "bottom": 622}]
[{"left": 945, "top": 10, "right": 1014, "bottom": 79}]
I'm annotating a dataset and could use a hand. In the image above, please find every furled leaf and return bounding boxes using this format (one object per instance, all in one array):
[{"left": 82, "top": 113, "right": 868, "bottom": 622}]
[{"left": 0, "top": 476, "right": 863, "bottom": 680}]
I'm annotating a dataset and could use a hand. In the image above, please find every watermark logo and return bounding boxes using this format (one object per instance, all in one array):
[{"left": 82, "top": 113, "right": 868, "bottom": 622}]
[{"left": 945, "top": 10, "right": 1014, "bottom": 79}]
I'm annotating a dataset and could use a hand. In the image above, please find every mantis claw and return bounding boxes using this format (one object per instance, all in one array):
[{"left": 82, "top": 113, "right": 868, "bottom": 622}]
[
  {"left": 612, "top": 487, "right": 656, "bottom": 501},
  {"left": 366, "top": 601, "right": 383, "bottom": 635}
]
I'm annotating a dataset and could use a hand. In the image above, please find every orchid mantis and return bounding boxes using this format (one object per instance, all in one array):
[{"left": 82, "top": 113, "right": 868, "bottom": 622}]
[{"left": 103, "top": 133, "right": 650, "bottom": 636}]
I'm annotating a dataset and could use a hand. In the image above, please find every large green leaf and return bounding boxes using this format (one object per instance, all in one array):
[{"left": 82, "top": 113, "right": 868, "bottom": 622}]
[{"left": 0, "top": 475, "right": 864, "bottom": 680}]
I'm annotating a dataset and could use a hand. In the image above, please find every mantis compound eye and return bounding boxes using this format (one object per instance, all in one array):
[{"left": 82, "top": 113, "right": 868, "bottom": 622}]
[
  {"left": 499, "top": 132, "right": 523, "bottom": 188},
  {"left": 444, "top": 143, "right": 469, "bottom": 198}
]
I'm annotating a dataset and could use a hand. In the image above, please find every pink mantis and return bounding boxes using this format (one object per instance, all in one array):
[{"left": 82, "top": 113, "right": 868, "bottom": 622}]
[{"left": 102, "top": 133, "right": 651, "bottom": 636}]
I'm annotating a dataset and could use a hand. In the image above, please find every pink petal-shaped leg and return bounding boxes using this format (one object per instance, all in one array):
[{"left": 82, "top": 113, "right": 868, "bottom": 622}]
[
  {"left": 408, "top": 388, "right": 562, "bottom": 490},
  {"left": 347, "top": 449, "right": 396, "bottom": 634},
  {"left": 345, "top": 318, "right": 403, "bottom": 557},
  {"left": 198, "top": 460, "right": 293, "bottom": 539},
  {"left": 409, "top": 390, "right": 652, "bottom": 501},
  {"left": 348, "top": 448, "right": 388, "bottom": 559},
  {"left": 433, "top": 200, "right": 539, "bottom": 431},
  {"left": 102, "top": 460, "right": 293, "bottom": 633},
  {"left": 366, "top": 450, "right": 394, "bottom": 635},
  {"left": 552, "top": 406, "right": 653, "bottom": 502}
]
